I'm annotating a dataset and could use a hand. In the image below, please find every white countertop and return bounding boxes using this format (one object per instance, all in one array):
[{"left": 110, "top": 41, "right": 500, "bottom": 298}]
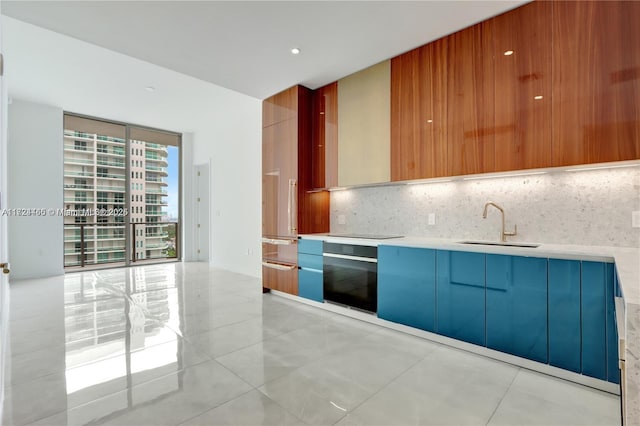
[{"left": 300, "top": 233, "right": 640, "bottom": 305}]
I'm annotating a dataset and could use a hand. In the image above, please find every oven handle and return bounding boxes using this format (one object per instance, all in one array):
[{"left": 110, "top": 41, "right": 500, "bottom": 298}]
[
  {"left": 262, "top": 261, "right": 297, "bottom": 271},
  {"left": 322, "top": 253, "right": 378, "bottom": 263}
]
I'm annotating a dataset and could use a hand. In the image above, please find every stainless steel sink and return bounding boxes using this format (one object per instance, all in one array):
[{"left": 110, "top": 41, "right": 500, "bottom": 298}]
[{"left": 458, "top": 240, "right": 540, "bottom": 248}]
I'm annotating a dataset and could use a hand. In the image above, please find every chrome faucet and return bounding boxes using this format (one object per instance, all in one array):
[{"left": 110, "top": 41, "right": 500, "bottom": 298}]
[{"left": 482, "top": 201, "right": 517, "bottom": 242}]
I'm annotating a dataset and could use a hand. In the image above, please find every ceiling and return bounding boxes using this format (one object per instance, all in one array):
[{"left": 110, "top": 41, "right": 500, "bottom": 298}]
[{"left": 2, "top": 0, "right": 529, "bottom": 100}]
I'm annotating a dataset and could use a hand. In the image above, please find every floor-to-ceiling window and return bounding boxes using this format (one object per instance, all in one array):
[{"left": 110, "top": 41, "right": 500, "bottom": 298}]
[{"left": 63, "top": 114, "right": 181, "bottom": 269}]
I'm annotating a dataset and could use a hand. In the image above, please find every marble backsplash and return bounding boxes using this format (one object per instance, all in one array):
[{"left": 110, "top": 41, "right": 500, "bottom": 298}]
[{"left": 330, "top": 167, "right": 640, "bottom": 247}]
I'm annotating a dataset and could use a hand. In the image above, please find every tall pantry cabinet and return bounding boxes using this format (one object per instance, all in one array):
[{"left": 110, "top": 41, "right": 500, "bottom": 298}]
[{"left": 262, "top": 85, "right": 329, "bottom": 295}]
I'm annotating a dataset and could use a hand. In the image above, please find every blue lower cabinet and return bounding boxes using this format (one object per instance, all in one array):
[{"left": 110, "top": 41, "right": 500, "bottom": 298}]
[
  {"left": 581, "top": 261, "right": 607, "bottom": 380},
  {"left": 299, "top": 239, "right": 323, "bottom": 255},
  {"left": 378, "top": 246, "right": 436, "bottom": 332},
  {"left": 606, "top": 263, "right": 620, "bottom": 384},
  {"left": 436, "top": 250, "right": 485, "bottom": 346},
  {"left": 548, "top": 259, "right": 581, "bottom": 373},
  {"left": 298, "top": 253, "right": 322, "bottom": 270},
  {"left": 486, "top": 254, "right": 547, "bottom": 363},
  {"left": 297, "top": 244, "right": 323, "bottom": 303},
  {"left": 298, "top": 268, "right": 323, "bottom": 302}
]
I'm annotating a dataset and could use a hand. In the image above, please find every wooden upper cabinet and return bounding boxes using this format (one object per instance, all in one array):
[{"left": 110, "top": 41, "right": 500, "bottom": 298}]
[
  {"left": 311, "top": 82, "right": 338, "bottom": 188},
  {"left": 263, "top": 87, "right": 298, "bottom": 128},
  {"left": 390, "top": 42, "right": 447, "bottom": 181},
  {"left": 552, "top": 0, "right": 640, "bottom": 166},
  {"left": 296, "top": 86, "right": 330, "bottom": 234},
  {"left": 493, "top": 1, "right": 552, "bottom": 172},
  {"left": 446, "top": 22, "right": 495, "bottom": 176}
]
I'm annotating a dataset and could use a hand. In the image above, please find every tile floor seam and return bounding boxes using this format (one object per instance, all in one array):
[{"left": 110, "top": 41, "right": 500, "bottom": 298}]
[
  {"left": 184, "top": 329, "right": 290, "bottom": 360},
  {"left": 250, "top": 330, "right": 382, "bottom": 391},
  {"left": 253, "top": 390, "right": 312, "bottom": 426},
  {"left": 484, "top": 366, "right": 521, "bottom": 426},
  {"left": 10, "top": 397, "right": 69, "bottom": 426},
  {"left": 173, "top": 386, "right": 258, "bottom": 426},
  {"left": 163, "top": 318, "right": 246, "bottom": 340},
  {"left": 9, "top": 350, "right": 239, "bottom": 425},
  {"left": 22, "top": 359, "right": 255, "bottom": 426},
  {"left": 327, "top": 344, "right": 436, "bottom": 425},
  {"left": 5, "top": 328, "right": 195, "bottom": 392}
]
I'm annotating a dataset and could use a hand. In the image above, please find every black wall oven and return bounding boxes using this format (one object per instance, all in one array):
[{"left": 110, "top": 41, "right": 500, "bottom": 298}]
[{"left": 323, "top": 242, "right": 377, "bottom": 313}]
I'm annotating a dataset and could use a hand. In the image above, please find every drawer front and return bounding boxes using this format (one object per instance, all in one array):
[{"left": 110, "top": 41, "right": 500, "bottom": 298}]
[
  {"left": 298, "top": 253, "right": 323, "bottom": 270},
  {"left": 298, "top": 239, "right": 323, "bottom": 255},
  {"left": 299, "top": 268, "right": 323, "bottom": 302},
  {"left": 262, "top": 261, "right": 298, "bottom": 295}
]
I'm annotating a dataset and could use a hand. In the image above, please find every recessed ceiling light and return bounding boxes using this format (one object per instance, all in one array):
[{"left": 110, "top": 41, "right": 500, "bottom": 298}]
[
  {"left": 504, "top": 50, "right": 514, "bottom": 56},
  {"left": 291, "top": 48, "right": 301, "bottom": 55},
  {"left": 145, "top": 86, "right": 155, "bottom": 92},
  {"left": 534, "top": 95, "right": 543, "bottom": 100},
  {"left": 427, "top": 119, "right": 433, "bottom": 123}
]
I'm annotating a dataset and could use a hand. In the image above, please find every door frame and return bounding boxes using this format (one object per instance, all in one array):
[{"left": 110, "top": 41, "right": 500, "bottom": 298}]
[
  {"left": 0, "top": 9, "right": 10, "bottom": 420},
  {"left": 194, "top": 161, "right": 210, "bottom": 262}
]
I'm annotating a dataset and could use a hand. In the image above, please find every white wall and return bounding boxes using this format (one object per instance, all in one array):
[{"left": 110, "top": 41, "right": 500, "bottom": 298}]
[
  {"left": 2, "top": 17, "right": 262, "bottom": 277},
  {"left": 192, "top": 102, "right": 262, "bottom": 276},
  {"left": 331, "top": 167, "right": 640, "bottom": 247},
  {"left": 7, "top": 100, "right": 64, "bottom": 279}
]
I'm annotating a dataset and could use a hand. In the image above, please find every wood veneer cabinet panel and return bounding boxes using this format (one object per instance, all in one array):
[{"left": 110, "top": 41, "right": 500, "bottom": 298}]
[
  {"left": 311, "top": 83, "right": 338, "bottom": 188},
  {"left": 262, "top": 118, "right": 297, "bottom": 239},
  {"left": 297, "top": 86, "right": 329, "bottom": 234},
  {"left": 262, "top": 85, "right": 329, "bottom": 295},
  {"left": 390, "top": 43, "right": 448, "bottom": 180},
  {"left": 263, "top": 88, "right": 298, "bottom": 128},
  {"left": 552, "top": 0, "right": 640, "bottom": 166},
  {"left": 262, "top": 264, "right": 298, "bottom": 295},
  {"left": 446, "top": 22, "right": 495, "bottom": 176},
  {"left": 493, "top": 1, "right": 552, "bottom": 171}
]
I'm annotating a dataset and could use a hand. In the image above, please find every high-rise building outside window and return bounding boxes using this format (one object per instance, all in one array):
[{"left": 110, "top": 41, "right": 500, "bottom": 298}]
[{"left": 63, "top": 114, "right": 180, "bottom": 269}]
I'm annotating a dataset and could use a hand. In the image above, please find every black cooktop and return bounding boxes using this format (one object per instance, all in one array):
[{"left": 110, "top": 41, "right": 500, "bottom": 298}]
[{"left": 326, "top": 233, "right": 404, "bottom": 240}]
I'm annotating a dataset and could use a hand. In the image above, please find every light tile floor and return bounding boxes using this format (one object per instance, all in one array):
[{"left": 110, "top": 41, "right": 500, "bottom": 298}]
[{"left": 2, "top": 263, "right": 621, "bottom": 426}]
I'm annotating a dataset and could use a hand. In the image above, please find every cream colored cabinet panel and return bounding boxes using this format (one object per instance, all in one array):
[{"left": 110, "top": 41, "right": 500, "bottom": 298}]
[{"left": 337, "top": 60, "right": 391, "bottom": 186}]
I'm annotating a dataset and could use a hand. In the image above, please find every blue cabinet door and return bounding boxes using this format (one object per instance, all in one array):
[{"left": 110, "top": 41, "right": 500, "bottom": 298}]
[
  {"left": 436, "top": 250, "right": 485, "bottom": 346},
  {"left": 378, "top": 245, "right": 436, "bottom": 332},
  {"left": 581, "top": 261, "right": 607, "bottom": 380},
  {"left": 486, "top": 254, "right": 547, "bottom": 363},
  {"left": 297, "top": 242, "right": 323, "bottom": 303},
  {"left": 548, "top": 259, "right": 581, "bottom": 373},
  {"left": 298, "top": 253, "right": 323, "bottom": 270},
  {"left": 606, "top": 263, "right": 620, "bottom": 384},
  {"left": 298, "top": 268, "right": 323, "bottom": 302},
  {"left": 299, "top": 239, "right": 323, "bottom": 255}
]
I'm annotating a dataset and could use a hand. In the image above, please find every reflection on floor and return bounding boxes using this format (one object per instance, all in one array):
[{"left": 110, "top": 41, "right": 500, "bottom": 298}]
[{"left": 2, "top": 263, "right": 621, "bottom": 426}]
